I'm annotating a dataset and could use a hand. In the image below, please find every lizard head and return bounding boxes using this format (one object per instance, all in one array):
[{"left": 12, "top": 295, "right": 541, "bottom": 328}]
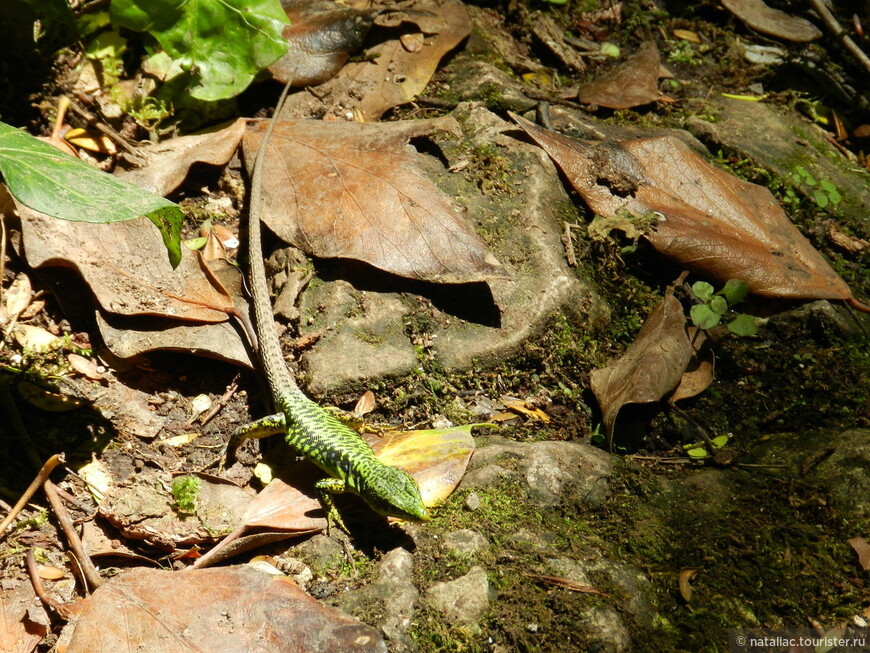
[{"left": 364, "top": 465, "right": 430, "bottom": 523}]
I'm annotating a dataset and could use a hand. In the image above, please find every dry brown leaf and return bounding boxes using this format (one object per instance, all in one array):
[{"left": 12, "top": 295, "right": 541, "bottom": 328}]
[
  {"left": 679, "top": 567, "right": 699, "bottom": 602},
  {"left": 668, "top": 327, "right": 714, "bottom": 403},
  {"left": 510, "top": 114, "right": 868, "bottom": 310},
  {"left": 527, "top": 574, "right": 610, "bottom": 596},
  {"left": 58, "top": 565, "right": 385, "bottom": 653},
  {"left": 19, "top": 207, "right": 235, "bottom": 323},
  {"left": 576, "top": 40, "right": 674, "bottom": 109},
  {"left": 531, "top": 12, "right": 586, "bottom": 73},
  {"left": 722, "top": 0, "right": 821, "bottom": 42},
  {"left": 115, "top": 119, "right": 246, "bottom": 196},
  {"left": 353, "top": 390, "right": 377, "bottom": 417},
  {"left": 0, "top": 583, "right": 48, "bottom": 653},
  {"left": 67, "top": 353, "right": 105, "bottom": 380},
  {"left": 849, "top": 536, "right": 870, "bottom": 570},
  {"left": 243, "top": 117, "right": 503, "bottom": 284},
  {"left": 281, "top": 0, "right": 471, "bottom": 121},
  {"left": 590, "top": 290, "right": 694, "bottom": 444},
  {"left": 340, "top": 1, "right": 471, "bottom": 121},
  {"left": 3, "top": 273, "right": 32, "bottom": 322},
  {"left": 270, "top": 1, "right": 375, "bottom": 86}
]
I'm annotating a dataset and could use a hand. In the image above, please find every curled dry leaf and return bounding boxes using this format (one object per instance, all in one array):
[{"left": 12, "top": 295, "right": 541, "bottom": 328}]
[
  {"left": 576, "top": 40, "right": 674, "bottom": 109},
  {"left": 4, "top": 273, "right": 33, "bottom": 321},
  {"left": 849, "top": 536, "right": 870, "bottom": 571},
  {"left": 243, "top": 117, "right": 503, "bottom": 284},
  {"left": 57, "top": 566, "right": 385, "bottom": 653},
  {"left": 67, "top": 353, "right": 105, "bottom": 381},
  {"left": 668, "top": 327, "right": 713, "bottom": 403},
  {"left": 510, "top": 114, "right": 868, "bottom": 310},
  {"left": 0, "top": 583, "right": 48, "bottom": 653},
  {"left": 14, "top": 324, "right": 62, "bottom": 351},
  {"left": 353, "top": 389, "right": 377, "bottom": 417},
  {"left": 115, "top": 119, "right": 246, "bottom": 196},
  {"left": 679, "top": 567, "right": 699, "bottom": 602},
  {"left": 590, "top": 290, "right": 695, "bottom": 445},
  {"left": 721, "top": 0, "right": 821, "bottom": 42}
]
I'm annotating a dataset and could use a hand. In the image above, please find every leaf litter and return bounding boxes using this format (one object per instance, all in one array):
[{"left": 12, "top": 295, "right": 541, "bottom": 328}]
[
  {"left": 510, "top": 113, "right": 869, "bottom": 311},
  {"left": 242, "top": 116, "right": 504, "bottom": 284}
]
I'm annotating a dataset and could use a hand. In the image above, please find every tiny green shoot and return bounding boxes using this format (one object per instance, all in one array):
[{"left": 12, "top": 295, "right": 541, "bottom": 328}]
[
  {"left": 171, "top": 475, "right": 201, "bottom": 514},
  {"left": 789, "top": 166, "right": 842, "bottom": 209},
  {"left": 690, "top": 279, "right": 758, "bottom": 336},
  {"left": 683, "top": 434, "right": 730, "bottom": 459}
]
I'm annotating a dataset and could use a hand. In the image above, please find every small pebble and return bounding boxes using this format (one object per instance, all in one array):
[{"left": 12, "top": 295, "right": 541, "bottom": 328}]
[{"left": 465, "top": 492, "right": 481, "bottom": 511}]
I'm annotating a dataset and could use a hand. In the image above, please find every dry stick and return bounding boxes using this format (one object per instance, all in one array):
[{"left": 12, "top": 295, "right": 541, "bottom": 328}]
[
  {"left": 43, "top": 480, "right": 102, "bottom": 590},
  {"left": 0, "top": 213, "right": 6, "bottom": 308},
  {"left": 26, "top": 548, "right": 75, "bottom": 620},
  {"left": 0, "top": 453, "right": 65, "bottom": 538},
  {"left": 805, "top": 0, "right": 870, "bottom": 75}
]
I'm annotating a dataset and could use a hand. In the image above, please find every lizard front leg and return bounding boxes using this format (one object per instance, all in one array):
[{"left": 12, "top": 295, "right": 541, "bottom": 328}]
[
  {"left": 314, "top": 477, "right": 351, "bottom": 535},
  {"left": 220, "top": 413, "right": 286, "bottom": 471}
]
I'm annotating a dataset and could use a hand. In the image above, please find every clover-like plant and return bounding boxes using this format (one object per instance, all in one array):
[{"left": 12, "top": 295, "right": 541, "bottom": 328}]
[{"left": 690, "top": 279, "right": 758, "bottom": 336}]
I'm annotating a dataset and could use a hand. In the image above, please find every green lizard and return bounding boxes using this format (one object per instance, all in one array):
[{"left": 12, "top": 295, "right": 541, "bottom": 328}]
[{"left": 228, "top": 84, "right": 430, "bottom": 533}]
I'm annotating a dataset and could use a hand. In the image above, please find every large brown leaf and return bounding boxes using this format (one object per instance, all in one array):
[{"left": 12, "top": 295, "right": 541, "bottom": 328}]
[
  {"left": 511, "top": 114, "right": 868, "bottom": 310},
  {"left": 58, "top": 566, "right": 385, "bottom": 653},
  {"left": 243, "top": 117, "right": 503, "bottom": 284},
  {"left": 18, "top": 207, "right": 235, "bottom": 322}
]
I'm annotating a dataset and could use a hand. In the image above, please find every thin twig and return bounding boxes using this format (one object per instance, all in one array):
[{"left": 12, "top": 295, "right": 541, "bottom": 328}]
[
  {"left": 805, "top": 0, "right": 870, "bottom": 75},
  {"left": 26, "top": 548, "right": 75, "bottom": 620},
  {"left": 0, "top": 453, "right": 65, "bottom": 538},
  {"left": 43, "top": 481, "right": 102, "bottom": 590},
  {"left": 197, "top": 376, "right": 240, "bottom": 427}
]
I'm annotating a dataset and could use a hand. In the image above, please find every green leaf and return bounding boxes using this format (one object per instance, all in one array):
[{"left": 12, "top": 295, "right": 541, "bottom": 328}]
[
  {"left": 812, "top": 189, "right": 828, "bottom": 208},
  {"left": 726, "top": 314, "right": 758, "bottom": 337},
  {"left": 819, "top": 179, "right": 841, "bottom": 205},
  {"left": 110, "top": 0, "right": 290, "bottom": 101},
  {"left": 711, "top": 434, "right": 730, "bottom": 448},
  {"left": 794, "top": 166, "right": 816, "bottom": 185},
  {"left": 0, "top": 121, "right": 182, "bottom": 267},
  {"left": 690, "top": 304, "right": 721, "bottom": 329},
  {"left": 709, "top": 295, "right": 728, "bottom": 315},
  {"left": 686, "top": 447, "right": 708, "bottom": 459},
  {"left": 692, "top": 280, "right": 714, "bottom": 302},
  {"left": 720, "top": 279, "right": 748, "bottom": 305}
]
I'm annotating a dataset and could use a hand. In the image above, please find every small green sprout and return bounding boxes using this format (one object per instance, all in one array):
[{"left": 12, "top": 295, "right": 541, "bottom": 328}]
[
  {"left": 789, "top": 166, "right": 841, "bottom": 209},
  {"left": 683, "top": 434, "right": 730, "bottom": 459},
  {"left": 171, "top": 475, "right": 201, "bottom": 514},
  {"left": 690, "top": 280, "right": 758, "bottom": 336}
]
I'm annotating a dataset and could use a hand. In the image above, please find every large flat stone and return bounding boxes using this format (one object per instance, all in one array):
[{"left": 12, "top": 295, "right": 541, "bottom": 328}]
[{"left": 298, "top": 104, "right": 608, "bottom": 394}]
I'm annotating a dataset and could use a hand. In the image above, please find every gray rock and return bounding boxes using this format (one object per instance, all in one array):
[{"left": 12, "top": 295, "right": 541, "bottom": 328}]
[
  {"left": 685, "top": 97, "right": 870, "bottom": 225},
  {"left": 297, "top": 104, "right": 608, "bottom": 394},
  {"left": 426, "top": 566, "right": 491, "bottom": 633},
  {"left": 442, "top": 529, "right": 489, "bottom": 556},
  {"left": 338, "top": 548, "right": 420, "bottom": 651},
  {"left": 751, "top": 428, "right": 870, "bottom": 523},
  {"left": 460, "top": 436, "right": 613, "bottom": 508},
  {"left": 295, "top": 534, "right": 346, "bottom": 577}
]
